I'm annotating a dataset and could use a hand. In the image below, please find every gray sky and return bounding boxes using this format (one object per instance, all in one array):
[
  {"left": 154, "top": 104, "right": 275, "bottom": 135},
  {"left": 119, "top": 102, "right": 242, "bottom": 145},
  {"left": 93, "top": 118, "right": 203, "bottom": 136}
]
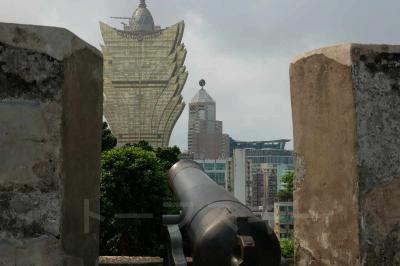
[{"left": 1, "top": 0, "right": 399, "bottom": 150}]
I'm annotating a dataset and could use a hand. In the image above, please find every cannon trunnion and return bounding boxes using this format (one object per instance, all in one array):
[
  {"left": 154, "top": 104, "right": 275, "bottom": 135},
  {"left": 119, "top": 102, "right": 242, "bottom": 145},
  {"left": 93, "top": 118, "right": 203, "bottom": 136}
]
[{"left": 163, "top": 160, "right": 281, "bottom": 266}]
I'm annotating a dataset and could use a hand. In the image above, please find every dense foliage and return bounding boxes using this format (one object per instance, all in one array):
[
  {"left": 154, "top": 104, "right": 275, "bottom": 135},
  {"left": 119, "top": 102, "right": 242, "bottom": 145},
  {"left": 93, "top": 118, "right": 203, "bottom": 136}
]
[
  {"left": 127, "top": 141, "right": 181, "bottom": 215},
  {"left": 130, "top": 141, "right": 181, "bottom": 172},
  {"left": 100, "top": 135, "right": 181, "bottom": 255},
  {"left": 280, "top": 238, "right": 294, "bottom": 258},
  {"left": 277, "top": 171, "right": 294, "bottom": 202},
  {"left": 101, "top": 122, "right": 117, "bottom": 152}
]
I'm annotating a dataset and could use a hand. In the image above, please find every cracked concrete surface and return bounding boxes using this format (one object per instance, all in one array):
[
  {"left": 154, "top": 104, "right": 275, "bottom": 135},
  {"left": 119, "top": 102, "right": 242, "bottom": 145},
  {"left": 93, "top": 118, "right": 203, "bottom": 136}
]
[{"left": 291, "top": 44, "right": 400, "bottom": 266}]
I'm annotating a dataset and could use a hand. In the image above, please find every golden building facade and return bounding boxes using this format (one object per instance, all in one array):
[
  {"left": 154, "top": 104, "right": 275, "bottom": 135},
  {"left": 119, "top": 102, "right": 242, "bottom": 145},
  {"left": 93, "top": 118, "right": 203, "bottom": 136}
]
[{"left": 100, "top": 0, "right": 188, "bottom": 147}]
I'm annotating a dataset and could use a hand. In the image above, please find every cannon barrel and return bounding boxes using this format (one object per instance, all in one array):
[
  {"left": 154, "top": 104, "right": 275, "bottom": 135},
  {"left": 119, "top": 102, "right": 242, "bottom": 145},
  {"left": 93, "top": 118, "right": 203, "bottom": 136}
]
[{"left": 167, "top": 160, "right": 281, "bottom": 266}]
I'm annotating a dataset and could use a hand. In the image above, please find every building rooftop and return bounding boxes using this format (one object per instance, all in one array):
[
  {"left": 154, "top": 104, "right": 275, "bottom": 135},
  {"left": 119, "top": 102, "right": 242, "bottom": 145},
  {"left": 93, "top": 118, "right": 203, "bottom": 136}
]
[
  {"left": 191, "top": 88, "right": 215, "bottom": 103},
  {"left": 130, "top": 0, "right": 155, "bottom": 32},
  {"left": 232, "top": 139, "right": 291, "bottom": 151}
]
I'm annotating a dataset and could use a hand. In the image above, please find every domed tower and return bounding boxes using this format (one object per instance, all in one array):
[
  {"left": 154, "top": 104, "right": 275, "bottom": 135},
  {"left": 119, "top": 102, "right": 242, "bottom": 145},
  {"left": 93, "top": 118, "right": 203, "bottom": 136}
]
[
  {"left": 128, "top": 0, "right": 155, "bottom": 32},
  {"left": 100, "top": 0, "right": 188, "bottom": 147}
]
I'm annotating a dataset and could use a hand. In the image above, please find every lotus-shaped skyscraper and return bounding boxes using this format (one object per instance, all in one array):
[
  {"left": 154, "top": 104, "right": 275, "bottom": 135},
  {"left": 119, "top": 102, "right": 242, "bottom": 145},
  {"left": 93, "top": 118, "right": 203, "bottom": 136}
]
[{"left": 100, "top": 0, "right": 188, "bottom": 147}]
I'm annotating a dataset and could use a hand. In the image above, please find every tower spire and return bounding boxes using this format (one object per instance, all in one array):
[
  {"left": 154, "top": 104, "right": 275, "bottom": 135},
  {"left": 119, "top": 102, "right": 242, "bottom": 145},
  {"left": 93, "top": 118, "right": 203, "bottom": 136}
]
[
  {"left": 199, "top": 79, "right": 206, "bottom": 89},
  {"left": 139, "top": 0, "right": 146, "bottom": 8}
]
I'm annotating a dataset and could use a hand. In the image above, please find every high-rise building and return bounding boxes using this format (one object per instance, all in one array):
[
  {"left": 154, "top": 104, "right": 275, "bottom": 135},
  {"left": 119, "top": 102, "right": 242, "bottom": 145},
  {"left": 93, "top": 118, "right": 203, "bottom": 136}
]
[
  {"left": 225, "top": 151, "right": 252, "bottom": 205},
  {"left": 100, "top": 0, "right": 188, "bottom": 147},
  {"left": 261, "top": 163, "right": 278, "bottom": 212},
  {"left": 223, "top": 137, "right": 291, "bottom": 158},
  {"left": 195, "top": 159, "right": 226, "bottom": 187},
  {"left": 178, "top": 151, "right": 194, "bottom": 160},
  {"left": 274, "top": 201, "right": 294, "bottom": 239},
  {"left": 221, "top": 134, "right": 231, "bottom": 159},
  {"left": 188, "top": 80, "right": 223, "bottom": 159},
  {"left": 247, "top": 149, "right": 293, "bottom": 208},
  {"left": 225, "top": 147, "right": 293, "bottom": 208}
]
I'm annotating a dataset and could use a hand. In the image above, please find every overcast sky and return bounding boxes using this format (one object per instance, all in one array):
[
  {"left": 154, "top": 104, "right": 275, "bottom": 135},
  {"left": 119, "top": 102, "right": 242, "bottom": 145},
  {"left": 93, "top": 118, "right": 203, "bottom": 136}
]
[{"left": 1, "top": 0, "right": 399, "bottom": 150}]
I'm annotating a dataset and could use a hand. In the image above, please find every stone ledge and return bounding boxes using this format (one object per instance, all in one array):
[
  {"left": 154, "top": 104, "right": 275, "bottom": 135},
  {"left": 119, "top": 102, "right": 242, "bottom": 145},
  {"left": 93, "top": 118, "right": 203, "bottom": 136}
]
[
  {"left": 99, "top": 256, "right": 166, "bottom": 266},
  {"left": 98, "top": 256, "right": 292, "bottom": 266}
]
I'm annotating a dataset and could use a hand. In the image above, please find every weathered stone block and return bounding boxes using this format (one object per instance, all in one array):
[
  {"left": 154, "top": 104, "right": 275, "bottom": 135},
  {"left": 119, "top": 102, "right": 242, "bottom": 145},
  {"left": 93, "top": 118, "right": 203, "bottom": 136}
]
[
  {"left": 290, "top": 44, "right": 400, "bottom": 266},
  {"left": 0, "top": 22, "right": 103, "bottom": 265}
]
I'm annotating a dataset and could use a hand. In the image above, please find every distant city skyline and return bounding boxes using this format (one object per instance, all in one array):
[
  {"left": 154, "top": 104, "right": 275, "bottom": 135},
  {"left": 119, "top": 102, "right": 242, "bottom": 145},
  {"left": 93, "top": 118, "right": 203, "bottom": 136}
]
[{"left": 2, "top": 0, "right": 400, "bottom": 150}]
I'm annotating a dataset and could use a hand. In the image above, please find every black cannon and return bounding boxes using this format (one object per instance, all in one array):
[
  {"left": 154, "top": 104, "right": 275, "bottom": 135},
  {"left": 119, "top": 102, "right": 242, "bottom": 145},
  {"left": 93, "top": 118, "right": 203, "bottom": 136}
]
[{"left": 162, "top": 160, "right": 281, "bottom": 266}]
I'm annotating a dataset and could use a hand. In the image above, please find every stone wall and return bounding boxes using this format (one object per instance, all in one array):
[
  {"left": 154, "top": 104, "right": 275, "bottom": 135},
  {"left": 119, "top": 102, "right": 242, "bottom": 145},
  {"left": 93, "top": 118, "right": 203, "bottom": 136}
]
[
  {"left": 0, "top": 23, "right": 103, "bottom": 266},
  {"left": 290, "top": 44, "right": 400, "bottom": 266}
]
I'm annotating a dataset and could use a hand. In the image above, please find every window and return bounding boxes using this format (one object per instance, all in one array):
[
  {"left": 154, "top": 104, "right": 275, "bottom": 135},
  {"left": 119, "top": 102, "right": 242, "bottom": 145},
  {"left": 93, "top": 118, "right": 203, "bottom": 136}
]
[
  {"left": 208, "top": 173, "right": 216, "bottom": 179},
  {"left": 215, "top": 163, "right": 225, "bottom": 170},
  {"left": 199, "top": 110, "right": 206, "bottom": 120},
  {"left": 216, "top": 173, "right": 225, "bottom": 184},
  {"left": 204, "top": 163, "right": 215, "bottom": 171},
  {"left": 288, "top": 206, "right": 293, "bottom": 212},
  {"left": 279, "top": 206, "right": 286, "bottom": 212}
]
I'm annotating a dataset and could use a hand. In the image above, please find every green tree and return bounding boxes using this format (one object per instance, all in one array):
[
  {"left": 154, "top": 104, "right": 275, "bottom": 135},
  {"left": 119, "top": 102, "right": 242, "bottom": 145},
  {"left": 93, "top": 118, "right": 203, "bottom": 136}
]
[
  {"left": 127, "top": 141, "right": 181, "bottom": 170},
  {"left": 100, "top": 146, "right": 166, "bottom": 255},
  {"left": 280, "top": 238, "right": 294, "bottom": 258},
  {"left": 100, "top": 142, "right": 181, "bottom": 256},
  {"left": 102, "top": 122, "right": 117, "bottom": 152},
  {"left": 129, "top": 141, "right": 181, "bottom": 214},
  {"left": 155, "top": 145, "right": 181, "bottom": 171},
  {"left": 126, "top": 141, "right": 181, "bottom": 172},
  {"left": 277, "top": 171, "right": 294, "bottom": 201},
  {"left": 129, "top": 140, "right": 154, "bottom": 151},
  {"left": 155, "top": 145, "right": 181, "bottom": 214}
]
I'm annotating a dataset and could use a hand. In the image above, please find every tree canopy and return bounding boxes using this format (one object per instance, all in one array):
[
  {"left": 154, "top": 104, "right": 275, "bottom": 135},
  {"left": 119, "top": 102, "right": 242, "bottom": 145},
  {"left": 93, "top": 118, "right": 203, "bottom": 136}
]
[
  {"left": 277, "top": 171, "right": 294, "bottom": 202},
  {"left": 101, "top": 122, "right": 117, "bottom": 152},
  {"left": 100, "top": 138, "right": 181, "bottom": 256},
  {"left": 280, "top": 238, "right": 294, "bottom": 258}
]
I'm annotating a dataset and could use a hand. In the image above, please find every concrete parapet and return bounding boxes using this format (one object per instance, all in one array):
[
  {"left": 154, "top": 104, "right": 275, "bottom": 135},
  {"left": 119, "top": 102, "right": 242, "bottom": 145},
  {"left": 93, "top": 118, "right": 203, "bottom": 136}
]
[
  {"left": 290, "top": 44, "right": 400, "bottom": 266},
  {"left": 0, "top": 22, "right": 103, "bottom": 265},
  {"left": 98, "top": 256, "right": 194, "bottom": 266}
]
